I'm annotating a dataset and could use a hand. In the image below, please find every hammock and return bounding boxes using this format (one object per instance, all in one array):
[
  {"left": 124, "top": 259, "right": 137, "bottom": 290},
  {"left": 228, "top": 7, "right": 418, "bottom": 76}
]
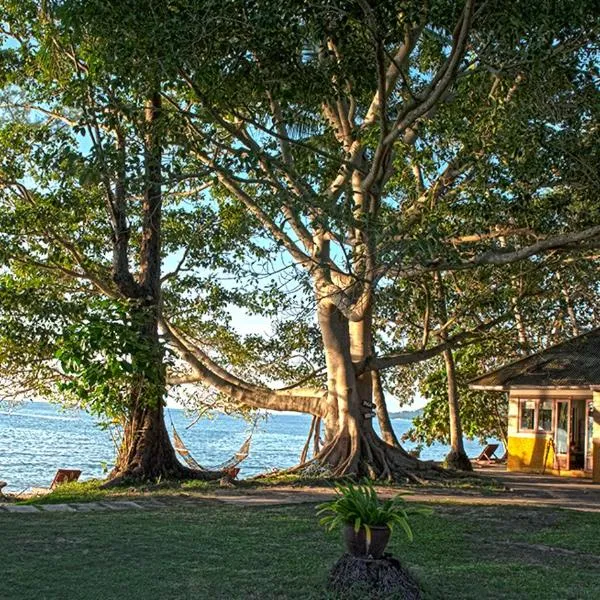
[{"left": 172, "top": 425, "right": 253, "bottom": 472}]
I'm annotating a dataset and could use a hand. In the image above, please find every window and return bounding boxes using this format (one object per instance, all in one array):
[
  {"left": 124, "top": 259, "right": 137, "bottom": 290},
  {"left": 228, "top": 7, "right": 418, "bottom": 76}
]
[
  {"left": 588, "top": 401, "right": 594, "bottom": 457},
  {"left": 556, "top": 401, "right": 569, "bottom": 454},
  {"left": 520, "top": 400, "right": 536, "bottom": 430},
  {"left": 538, "top": 400, "right": 553, "bottom": 432},
  {"left": 518, "top": 399, "right": 555, "bottom": 432}
]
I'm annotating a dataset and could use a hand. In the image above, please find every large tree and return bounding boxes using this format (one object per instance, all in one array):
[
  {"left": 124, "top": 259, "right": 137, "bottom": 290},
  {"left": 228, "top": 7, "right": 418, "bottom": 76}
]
[
  {"left": 1, "top": 1, "right": 598, "bottom": 483},
  {"left": 0, "top": 1, "right": 258, "bottom": 482},
  {"left": 146, "top": 0, "right": 599, "bottom": 479}
]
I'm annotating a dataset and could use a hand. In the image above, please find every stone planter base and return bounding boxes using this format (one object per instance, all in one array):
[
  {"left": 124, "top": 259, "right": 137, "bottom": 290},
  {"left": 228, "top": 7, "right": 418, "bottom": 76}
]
[{"left": 328, "top": 553, "right": 421, "bottom": 599}]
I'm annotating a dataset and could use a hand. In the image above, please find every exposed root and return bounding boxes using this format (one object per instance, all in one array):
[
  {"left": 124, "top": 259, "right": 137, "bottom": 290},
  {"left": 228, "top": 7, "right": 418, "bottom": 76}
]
[
  {"left": 283, "top": 428, "right": 453, "bottom": 483},
  {"left": 300, "top": 416, "right": 318, "bottom": 464},
  {"left": 313, "top": 417, "right": 322, "bottom": 454},
  {"left": 101, "top": 463, "right": 224, "bottom": 488},
  {"left": 444, "top": 449, "right": 473, "bottom": 472},
  {"left": 251, "top": 423, "right": 458, "bottom": 485}
]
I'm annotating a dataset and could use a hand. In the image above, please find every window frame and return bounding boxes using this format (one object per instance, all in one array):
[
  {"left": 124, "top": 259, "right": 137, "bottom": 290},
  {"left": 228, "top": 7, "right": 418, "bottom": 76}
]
[
  {"left": 537, "top": 399, "right": 554, "bottom": 433},
  {"left": 517, "top": 398, "right": 555, "bottom": 433},
  {"left": 518, "top": 398, "right": 538, "bottom": 432}
]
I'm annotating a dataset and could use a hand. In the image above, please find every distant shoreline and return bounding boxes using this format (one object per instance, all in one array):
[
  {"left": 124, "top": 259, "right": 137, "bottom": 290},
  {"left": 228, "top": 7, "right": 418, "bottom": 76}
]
[{"left": 389, "top": 409, "right": 423, "bottom": 420}]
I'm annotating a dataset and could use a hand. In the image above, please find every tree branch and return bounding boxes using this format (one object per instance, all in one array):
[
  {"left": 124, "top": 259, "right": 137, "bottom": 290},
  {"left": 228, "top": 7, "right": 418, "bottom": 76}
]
[
  {"left": 382, "top": 0, "right": 475, "bottom": 148},
  {"left": 162, "top": 319, "right": 328, "bottom": 417},
  {"left": 371, "top": 315, "right": 506, "bottom": 372},
  {"left": 386, "top": 225, "right": 600, "bottom": 279}
]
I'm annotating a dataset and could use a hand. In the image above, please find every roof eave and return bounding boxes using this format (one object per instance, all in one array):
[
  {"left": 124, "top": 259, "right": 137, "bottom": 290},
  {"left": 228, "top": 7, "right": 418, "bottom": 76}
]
[
  {"left": 469, "top": 383, "right": 596, "bottom": 392},
  {"left": 468, "top": 384, "right": 509, "bottom": 391},
  {"left": 507, "top": 384, "right": 594, "bottom": 390}
]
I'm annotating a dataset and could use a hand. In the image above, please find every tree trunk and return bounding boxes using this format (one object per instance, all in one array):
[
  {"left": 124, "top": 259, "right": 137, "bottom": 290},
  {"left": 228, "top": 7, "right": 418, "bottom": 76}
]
[
  {"left": 107, "top": 307, "right": 222, "bottom": 484},
  {"left": 110, "top": 409, "right": 221, "bottom": 484},
  {"left": 442, "top": 347, "right": 472, "bottom": 471},
  {"left": 112, "top": 381, "right": 191, "bottom": 481},
  {"left": 557, "top": 272, "right": 580, "bottom": 337},
  {"left": 297, "top": 301, "right": 446, "bottom": 482},
  {"left": 512, "top": 295, "right": 529, "bottom": 353},
  {"left": 435, "top": 272, "right": 472, "bottom": 471},
  {"left": 106, "top": 92, "right": 221, "bottom": 484},
  {"left": 372, "top": 369, "right": 400, "bottom": 447}
]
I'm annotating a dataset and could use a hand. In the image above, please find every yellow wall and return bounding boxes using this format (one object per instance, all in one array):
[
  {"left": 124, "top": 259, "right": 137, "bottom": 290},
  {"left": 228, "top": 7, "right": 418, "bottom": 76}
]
[
  {"left": 593, "top": 391, "right": 600, "bottom": 483},
  {"left": 507, "top": 435, "right": 554, "bottom": 473},
  {"left": 507, "top": 390, "right": 596, "bottom": 478}
]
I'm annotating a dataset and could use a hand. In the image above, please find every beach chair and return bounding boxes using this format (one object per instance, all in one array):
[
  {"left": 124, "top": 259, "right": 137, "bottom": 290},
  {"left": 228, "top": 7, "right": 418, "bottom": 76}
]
[
  {"left": 472, "top": 444, "right": 500, "bottom": 463},
  {"left": 50, "top": 469, "right": 81, "bottom": 490}
]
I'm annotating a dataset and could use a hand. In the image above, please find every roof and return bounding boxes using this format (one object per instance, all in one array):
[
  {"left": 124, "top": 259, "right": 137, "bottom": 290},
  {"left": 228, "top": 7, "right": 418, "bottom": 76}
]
[{"left": 469, "top": 328, "right": 600, "bottom": 391}]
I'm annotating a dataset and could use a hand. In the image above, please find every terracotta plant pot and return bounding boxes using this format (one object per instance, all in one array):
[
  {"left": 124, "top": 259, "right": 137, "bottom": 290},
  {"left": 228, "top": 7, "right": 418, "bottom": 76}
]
[{"left": 343, "top": 523, "right": 391, "bottom": 559}]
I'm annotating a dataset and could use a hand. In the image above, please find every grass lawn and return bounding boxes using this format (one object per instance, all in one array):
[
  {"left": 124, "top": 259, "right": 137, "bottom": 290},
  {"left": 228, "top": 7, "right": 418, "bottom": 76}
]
[
  {"left": 2, "top": 502, "right": 599, "bottom": 599},
  {"left": 17, "top": 472, "right": 506, "bottom": 506}
]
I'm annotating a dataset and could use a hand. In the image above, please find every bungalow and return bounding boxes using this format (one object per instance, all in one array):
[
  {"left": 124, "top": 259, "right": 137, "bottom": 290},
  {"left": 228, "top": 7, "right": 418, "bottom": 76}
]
[{"left": 469, "top": 328, "right": 600, "bottom": 482}]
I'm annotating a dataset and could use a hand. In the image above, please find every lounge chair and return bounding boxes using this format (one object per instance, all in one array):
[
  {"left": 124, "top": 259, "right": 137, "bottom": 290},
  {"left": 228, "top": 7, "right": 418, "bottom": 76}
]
[
  {"left": 50, "top": 469, "right": 81, "bottom": 490},
  {"left": 472, "top": 443, "right": 500, "bottom": 463}
]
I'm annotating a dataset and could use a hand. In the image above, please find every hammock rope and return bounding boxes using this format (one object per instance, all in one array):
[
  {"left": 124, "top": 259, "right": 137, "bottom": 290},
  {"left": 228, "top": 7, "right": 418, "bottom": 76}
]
[{"left": 168, "top": 410, "right": 255, "bottom": 472}]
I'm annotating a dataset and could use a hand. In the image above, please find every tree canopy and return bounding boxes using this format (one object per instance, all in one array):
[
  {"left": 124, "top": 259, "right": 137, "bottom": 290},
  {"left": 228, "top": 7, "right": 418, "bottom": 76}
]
[{"left": 0, "top": 0, "right": 598, "bottom": 481}]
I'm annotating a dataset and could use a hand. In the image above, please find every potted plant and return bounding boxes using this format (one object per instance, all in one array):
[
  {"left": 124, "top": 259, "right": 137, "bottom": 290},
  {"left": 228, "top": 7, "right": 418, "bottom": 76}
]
[{"left": 317, "top": 481, "right": 420, "bottom": 559}]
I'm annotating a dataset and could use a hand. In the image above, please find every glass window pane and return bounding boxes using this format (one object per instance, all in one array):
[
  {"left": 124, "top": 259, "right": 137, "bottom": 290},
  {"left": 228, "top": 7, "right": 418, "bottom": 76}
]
[
  {"left": 587, "top": 402, "right": 593, "bottom": 457},
  {"left": 539, "top": 400, "right": 553, "bottom": 431},
  {"left": 520, "top": 400, "right": 535, "bottom": 430},
  {"left": 556, "top": 402, "right": 569, "bottom": 454}
]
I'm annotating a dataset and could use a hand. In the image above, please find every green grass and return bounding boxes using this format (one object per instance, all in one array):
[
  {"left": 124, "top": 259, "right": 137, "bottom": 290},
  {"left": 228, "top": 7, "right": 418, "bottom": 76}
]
[
  {"left": 19, "top": 478, "right": 217, "bottom": 505},
  {"left": 3, "top": 502, "right": 600, "bottom": 599},
  {"left": 20, "top": 471, "right": 506, "bottom": 506},
  {"left": 18, "top": 475, "right": 337, "bottom": 505}
]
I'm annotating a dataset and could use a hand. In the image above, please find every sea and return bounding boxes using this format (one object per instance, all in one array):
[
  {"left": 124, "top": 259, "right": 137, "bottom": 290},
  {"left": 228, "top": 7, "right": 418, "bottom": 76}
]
[{"left": 0, "top": 401, "right": 493, "bottom": 492}]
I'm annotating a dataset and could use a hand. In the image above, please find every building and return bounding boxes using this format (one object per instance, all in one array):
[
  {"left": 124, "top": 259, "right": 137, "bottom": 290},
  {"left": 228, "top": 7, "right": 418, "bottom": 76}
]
[{"left": 469, "top": 329, "right": 600, "bottom": 482}]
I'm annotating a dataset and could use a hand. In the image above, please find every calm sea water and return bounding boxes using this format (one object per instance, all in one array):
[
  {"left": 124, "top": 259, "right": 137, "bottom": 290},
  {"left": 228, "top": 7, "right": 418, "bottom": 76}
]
[{"left": 0, "top": 401, "right": 492, "bottom": 492}]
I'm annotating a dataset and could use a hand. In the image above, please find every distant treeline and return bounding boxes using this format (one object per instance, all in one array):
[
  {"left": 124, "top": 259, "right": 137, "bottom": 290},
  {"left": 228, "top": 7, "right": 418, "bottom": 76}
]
[{"left": 389, "top": 409, "right": 423, "bottom": 420}]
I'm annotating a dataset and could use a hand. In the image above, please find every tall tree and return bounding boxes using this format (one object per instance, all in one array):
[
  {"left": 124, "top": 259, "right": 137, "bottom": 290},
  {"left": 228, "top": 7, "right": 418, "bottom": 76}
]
[
  {"left": 147, "top": 0, "right": 599, "bottom": 479},
  {"left": 0, "top": 1, "right": 254, "bottom": 482},
  {"left": 434, "top": 271, "right": 471, "bottom": 470},
  {"left": 1, "top": 1, "right": 598, "bottom": 483}
]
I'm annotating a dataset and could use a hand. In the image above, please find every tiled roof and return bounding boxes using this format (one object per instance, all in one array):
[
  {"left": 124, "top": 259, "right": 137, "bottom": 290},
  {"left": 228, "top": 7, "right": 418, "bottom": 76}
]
[{"left": 469, "top": 328, "right": 600, "bottom": 390}]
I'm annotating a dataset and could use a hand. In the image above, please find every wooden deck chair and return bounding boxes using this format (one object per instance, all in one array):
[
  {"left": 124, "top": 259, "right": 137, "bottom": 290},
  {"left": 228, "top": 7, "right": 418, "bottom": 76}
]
[
  {"left": 50, "top": 469, "right": 81, "bottom": 490},
  {"left": 472, "top": 443, "right": 500, "bottom": 463}
]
